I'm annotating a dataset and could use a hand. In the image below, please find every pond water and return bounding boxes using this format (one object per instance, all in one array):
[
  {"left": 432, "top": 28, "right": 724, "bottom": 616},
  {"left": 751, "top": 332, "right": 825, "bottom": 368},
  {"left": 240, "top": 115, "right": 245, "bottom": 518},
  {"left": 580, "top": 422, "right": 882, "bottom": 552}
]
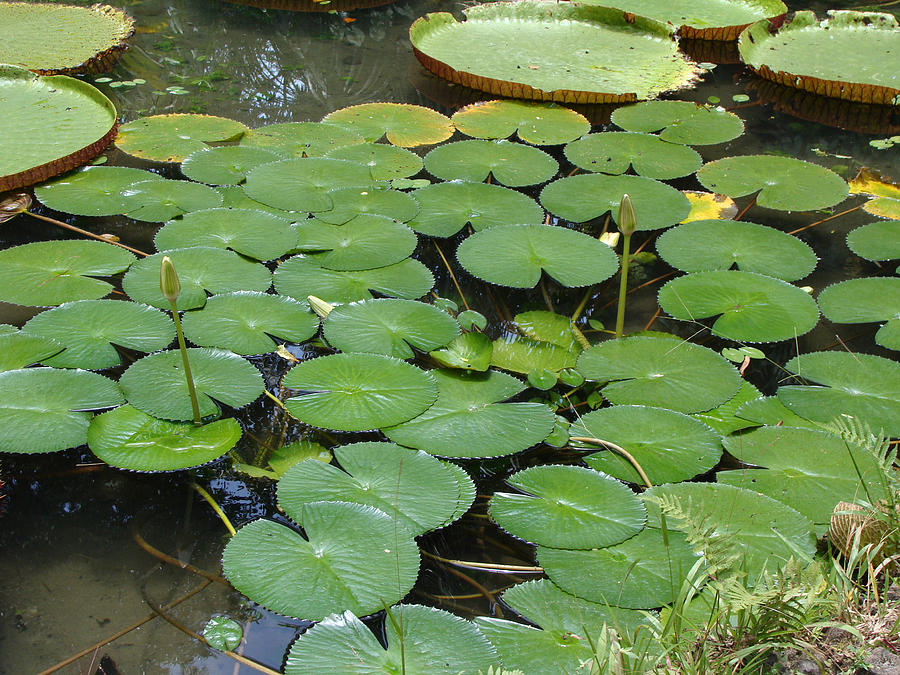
[{"left": 1, "top": 0, "right": 898, "bottom": 672}]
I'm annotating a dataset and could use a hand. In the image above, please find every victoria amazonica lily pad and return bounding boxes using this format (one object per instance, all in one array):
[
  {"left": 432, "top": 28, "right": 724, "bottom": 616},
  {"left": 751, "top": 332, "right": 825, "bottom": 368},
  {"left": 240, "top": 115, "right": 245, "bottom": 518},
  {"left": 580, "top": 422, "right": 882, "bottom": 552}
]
[
  {"left": 577, "top": 336, "right": 741, "bottom": 413},
  {"left": 817, "top": 278, "right": 900, "bottom": 350},
  {"left": 658, "top": 270, "right": 820, "bottom": 343},
  {"left": 282, "top": 353, "right": 437, "bottom": 431},
  {"left": 293, "top": 215, "right": 417, "bottom": 270},
  {"left": 322, "top": 103, "right": 453, "bottom": 147},
  {"left": 383, "top": 369, "right": 556, "bottom": 458},
  {"left": 564, "top": 132, "right": 702, "bottom": 180},
  {"left": 456, "top": 224, "right": 619, "bottom": 288},
  {"left": 324, "top": 143, "right": 423, "bottom": 181},
  {"left": 489, "top": 464, "right": 645, "bottom": 548},
  {"left": 847, "top": 221, "right": 900, "bottom": 262},
  {"left": 87, "top": 404, "right": 241, "bottom": 471},
  {"left": 240, "top": 122, "right": 365, "bottom": 158},
  {"left": 410, "top": 2, "right": 701, "bottom": 103},
  {"left": 243, "top": 158, "right": 375, "bottom": 213},
  {"left": 181, "top": 292, "right": 317, "bottom": 355},
  {"left": 612, "top": 101, "right": 745, "bottom": 145},
  {"left": 121, "top": 179, "right": 223, "bottom": 223},
  {"left": 22, "top": 300, "right": 174, "bottom": 369},
  {"left": 0, "top": 240, "right": 135, "bottom": 307},
  {"left": 452, "top": 100, "right": 590, "bottom": 145},
  {"left": 0, "top": 331, "right": 62, "bottom": 371},
  {"left": 180, "top": 146, "right": 285, "bottom": 186},
  {"left": 424, "top": 140, "right": 558, "bottom": 187},
  {"left": 120, "top": 348, "right": 264, "bottom": 421},
  {"left": 34, "top": 166, "right": 163, "bottom": 217},
  {"left": 0, "top": 368, "right": 123, "bottom": 453},
  {"left": 323, "top": 299, "right": 459, "bottom": 358},
  {"left": 285, "top": 606, "right": 497, "bottom": 675},
  {"left": 115, "top": 114, "right": 248, "bottom": 163},
  {"left": 0, "top": 65, "right": 118, "bottom": 191},
  {"left": 222, "top": 501, "right": 420, "bottom": 621},
  {"left": 739, "top": 11, "right": 900, "bottom": 105},
  {"left": 313, "top": 187, "right": 419, "bottom": 225},
  {"left": 655, "top": 219, "right": 818, "bottom": 281}
]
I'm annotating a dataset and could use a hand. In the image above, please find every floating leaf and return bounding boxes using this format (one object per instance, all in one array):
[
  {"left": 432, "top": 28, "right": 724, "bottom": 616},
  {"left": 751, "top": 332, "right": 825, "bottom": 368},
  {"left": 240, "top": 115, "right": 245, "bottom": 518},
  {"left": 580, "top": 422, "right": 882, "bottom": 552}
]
[
  {"left": 268, "top": 440, "right": 332, "bottom": 477},
  {"left": 0, "top": 240, "right": 135, "bottom": 307},
  {"left": 34, "top": 166, "right": 164, "bottom": 217},
  {"left": 490, "top": 310, "right": 582, "bottom": 375},
  {"left": 314, "top": 186, "right": 419, "bottom": 225},
  {"left": 383, "top": 368, "right": 556, "bottom": 458},
  {"left": 240, "top": 121, "right": 365, "bottom": 157},
  {"left": 681, "top": 191, "right": 738, "bottom": 222},
  {"left": 324, "top": 143, "right": 423, "bottom": 180},
  {"left": 611, "top": 101, "right": 744, "bottom": 145},
  {"left": 22, "top": 300, "right": 174, "bottom": 369},
  {"left": 847, "top": 221, "right": 900, "bottom": 262},
  {"left": 452, "top": 100, "right": 590, "bottom": 145},
  {"left": 818, "top": 277, "right": 900, "bottom": 350},
  {"left": 322, "top": 103, "right": 453, "bottom": 147},
  {"left": 565, "top": 132, "right": 702, "bottom": 179},
  {"left": 690, "top": 380, "right": 762, "bottom": 436},
  {"left": 181, "top": 146, "right": 284, "bottom": 186},
  {"left": 244, "top": 158, "right": 374, "bottom": 213},
  {"left": 0, "top": 331, "right": 63, "bottom": 372},
  {"left": 0, "top": 368, "right": 123, "bottom": 453},
  {"left": 456, "top": 224, "right": 619, "bottom": 288},
  {"left": 115, "top": 114, "right": 248, "bottom": 163},
  {"left": 424, "top": 140, "right": 558, "bottom": 187},
  {"left": 121, "top": 179, "right": 223, "bottom": 222},
  {"left": 119, "top": 348, "right": 264, "bottom": 421},
  {"left": 658, "top": 270, "right": 820, "bottom": 343},
  {"left": 734, "top": 395, "right": 822, "bottom": 429},
  {"left": 216, "top": 185, "right": 304, "bottom": 219},
  {"left": 203, "top": 617, "right": 243, "bottom": 652},
  {"left": 283, "top": 353, "right": 437, "bottom": 431},
  {"left": 222, "top": 502, "right": 420, "bottom": 621},
  {"left": 293, "top": 215, "right": 418, "bottom": 271},
  {"left": 429, "top": 332, "right": 493, "bottom": 371},
  {"left": 848, "top": 169, "right": 900, "bottom": 219},
  {"left": 490, "top": 464, "right": 645, "bottom": 548},
  {"left": 87, "top": 404, "right": 241, "bottom": 471}
]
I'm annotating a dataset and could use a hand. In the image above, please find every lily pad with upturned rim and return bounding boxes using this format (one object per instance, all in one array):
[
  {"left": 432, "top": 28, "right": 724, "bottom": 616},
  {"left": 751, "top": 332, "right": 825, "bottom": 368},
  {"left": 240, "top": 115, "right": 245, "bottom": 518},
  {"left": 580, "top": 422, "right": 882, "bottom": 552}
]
[
  {"left": 180, "top": 146, "right": 285, "bottom": 186},
  {"left": 322, "top": 103, "right": 454, "bottom": 147},
  {"left": 33, "top": 166, "right": 164, "bottom": 217},
  {"left": 239, "top": 121, "right": 365, "bottom": 158},
  {"left": 243, "top": 157, "right": 376, "bottom": 213},
  {"left": 292, "top": 215, "right": 418, "bottom": 271},
  {"left": 424, "top": 139, "right": 559, "bottom": 187},
  {"left": 611, "top": 100, "right": 745, "bottom": 145},
  {"left": 452, "top": 100, "right": 590, "bottom": 145},
  {"left": 817, "top": 277, "right": 900, "bottom": 350},
  {"left": 115, "top": 114, "right": 248, "bottom": 163},
  {"left": 564, "top": 132, "right": 702, "bottom": 180}
]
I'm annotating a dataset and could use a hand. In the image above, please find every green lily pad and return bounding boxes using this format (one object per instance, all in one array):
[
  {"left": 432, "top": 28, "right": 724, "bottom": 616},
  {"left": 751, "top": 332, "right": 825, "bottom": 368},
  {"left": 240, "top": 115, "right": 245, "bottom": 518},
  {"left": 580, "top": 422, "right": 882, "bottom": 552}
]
[
  {"left": 778, "top": 351, "right": 900, "bottom": 436},
  {"left": 115, "top": 114, "right": 248, "bottom": 163},
  {"left": 658, "top": 270, "right": 820, "bottom": 343},
  {"left": 324, "top": 143, "right": 424, "bottom": 180},
  {"left": 222, "top": 501, "right": 420, "bottom": 621},
  {"left": 847, "top": 221, "right": 900, "bottom": 262},
  {"left": 243, "top": 157, "right": 375, "bottom": 213},
  {"left": 424, "top": 140, "right": 559, "bottom": 187},
  {"left": 278, "top": 441, "right": 473, "bottom": 535},
  {"left": 0, "top": 367, "right": 124, "bottom": 453},
  {"left": 490, "top": 311, "right": 582, "bottom": 374},
  {"left": 577, "top": 336, "right": 741, "bottom": 413},
  {"left": 407, "top": 181, "right": 544, "bottom": 237},
  {"left": 268, "top": 440, "right": 333, "bottom": 477},
  {"left": 274, "top": 255, "right": 434, "bottom": 304},
  {"left": 323, "top": 299, "right": 459, "bottom": 359},
  {"left": 181, "top": 292, "right": 318, "bottom": 355},
  {"left": 239, "top": 121, "right": 365, "bottom": 157},
  {"left": 573, "top": 405, "right": 722, "bottom": 485},
  {"left": 564, "top": 132, "right": 702, "bottom": 179},
  {"left": 410, "top": 2, "right": 701, "bottom": 103},
  {"left": 0, "top": 65, "right": 118, "bottom": 192},
  {"left": 538, "top": 527, "right": 701, "bottom": 609},
  {"left": 0, "top": 239, "right": 135, "bottom": 307},
  {"left": 0, "top": 331, "right": 63, "bottom": 372},
  {"left": 490, "top": 464, "right": 646, "bottom": 548},
  {"left": 818, "top": 277, "right": 900, "bottom": 350},
  {"left": 216, "top": 185, "right": 304, "bottom": 219},
  {"left": 611, "top": 100, "right": 744, "bottom": 145},
  {"left": 456, "top": 224, "right": 619, "bottom": 288},
  {"left": 282, "top": 353, "right": 437, "bottom": 432},
  {"left": 121, "top": 179, "right": 223, "bottom": 222},
  {"left": 655, "top": 219, "right": 818, "bottom": 281},
  {"left": 734, "top": 395, "right": 823, "bottom": 429},
  {"left": 122, "top": 247, "right": 272, "bottom": 310},
  {"left": 322, "top": 103, "right": 453, "bottom": 147},
  {"left": 451, "top": 100, "right": 590, "bottom": 145},
  {"left": 87, "top": 404, "right": 241, "bottom": 471},
  {"left": 119, "top": 347, "right": 264, "bottom": 421},
  {"left": 203, "top": 617, "right": 243, "bottom": 652},
  {"left": 690, "top": 380, "right": 762, "bottom": 436},
  {"left": 540, "top": 173, "right": 691, "bottom": 228},
  {"left": 696, "top": 155, "right": 848, "bottom": 211},
  {"left": 293, "top": 215, "right": 418, "bottom": 271},
  {"left": 286, "top": 606, "right": 497, "bottom": 675},
  {"left": 429, "top": 332, "right": 494, "bottom": 371},
  {"left": 22, "top": 300, "right": 174, "bottom": 369},
  {"left": 382, "top": 368, "right": 556, "bottom": 458},
  {"left": 34, "top": 166, "right": 164, "bottom": 217},
  {"left": 180, "top": 146, "right": 285, "bottom": 186},
  {"left": 314, "top": 186, "right": 419, "bottom": 225}
]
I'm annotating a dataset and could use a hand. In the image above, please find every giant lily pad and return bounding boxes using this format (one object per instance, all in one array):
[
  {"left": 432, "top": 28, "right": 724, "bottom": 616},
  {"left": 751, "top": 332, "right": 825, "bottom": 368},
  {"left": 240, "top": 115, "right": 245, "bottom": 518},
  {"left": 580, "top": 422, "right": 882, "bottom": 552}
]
[
  {"left": 382, "top": 368, "right": 556, "bottom": 458},
  {"left": 222, "top": 501, "right": 420, "bottom": 621},
  {"left": 456, "top": 224, "right": 619, "bottom": 288},
  {"left": 0, "top": 65, "right": 118, "bottom": 191},
  {"left": 322, "top": 103, "right": 453, "bottom": 147},
  {"left": 738, "top": 11, "right": 900, "bottom": 106},
  {"left": 115, "top": 114, "right": 248, "bottom": 163},
  {"left": 847, "top": 221, "right": 900, "bottom": 262},
  {"left": 817, "top": 277, "right": 900, "bottom": 350},
  {"left": 423, "top": 140, "right": 558, "bottom": 187},
  {"left": 611, "top": 100, "right": 744, "bottom": 145},
  {"left": 33, "top": 166, "right": 163, "bottom": 217},
  {"left": 240, "top": 121, "right": 365, "bottom": 158},
  {"left": 451, "top": 100, "right": 591, "bottom": 145},
  {"left": 410, "top": 2, "right": 701, "bottom": 103},
  {"left": 564, "top": 132, "right": 702, "bottom": 179},
  {"left": 0, "top": 368, "right": 123, "bottom": 453},
  {"left": 243, "top": 158, "right": 375, "bottom": 213},
  {"left": 293, "top": 215, "right": 417, "bottom": 271}
]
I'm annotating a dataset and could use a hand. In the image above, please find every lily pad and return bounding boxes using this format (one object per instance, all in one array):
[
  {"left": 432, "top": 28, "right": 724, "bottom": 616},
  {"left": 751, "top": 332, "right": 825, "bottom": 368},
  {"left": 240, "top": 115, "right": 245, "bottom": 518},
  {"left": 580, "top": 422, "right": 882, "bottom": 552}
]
[
  {"left": 576, "top": 336, "right": 741, "bottom": 413},
  {"left": 119, "top": 347, "right": 264, "bottom": 421},
  {"left": 407, "top": 181, "right": 544, "bottom": 237},
  {"left": 222, "top": 501, "right": 420, "bottom": 621},
  {"left": 540, "top": 173, "right": 691, "bottom": 228},
  {"left": 240, "top": 121, "right": 365, "bottom": 157},
  {"left": 33, "top": 166, "right": 164, "bottom": 217},
  {"left": 655, "top": 219, "right": 818, "bottom": 281},
  {"left": 115, "top": 114, "right": 248, "bottom": 163},
  {"left": 456, "top": 224, "right": 619, "bottom": 288},
  {"left": 0, "top": 331, "right": 63, "bottom": 372},
  {"left": 410, "top": 2, "right": 701, "bottom": 103},
  {"left": 734, "top": 395, "right": 823, "bottom": 429},
  {"left": 181, "top": 292, "right": 318, "bottom": 355},
  {"left": 293, "top": 215, "right": 418, "bottom": 271},
  {"left": 429, "top": 332, "right": 494, "bottom": 371},
  {"left": 322, "top": 103, "right": 453, "bottom": 147},
  {"left": 451, "top": 100, "right": 590, "bottom": 145},
  {"left": 121, "top": 179, "right": 223, "bottom": 223},
  {"left": 490, "top": 311, "right": 582, "bottom": 374},
  {"left": 573, "top": 405, "right": 722, "bottom": 485},
  {"left": 324, "top": 143, "right": 424, "bottom": 180},
  {"left": 323, "top": 299, "right": 459, "bottom": 359},
  {"left": 818, "top": 277, "right": 900, "bottom": 350},
  {"left": 564, "top": 132, "right": 702, "bottom": 180},
  {"left": 0, "top": 239, "right": 135, "bottom": 307},
  {"left": 314, "top": 186, "right": 419, "bottom": 225},
  {"left": 0, "top": 65, "right": 118, "bottom": 191},
  {"left": 181, "top": 146, "right": 285, "bottom": 186},
  {"left": 424, "top": 140, "right": 558, "bottom": 187},
  {"left": 847, "top": 221, "right": 900, "bottom": 262},
  {"left": 490, "top": 464, "right": 646, "bottom": 548},
  {"left": 657, "top": 270, "right": 820, "bottom": 343},
  {"left": 848, "top": 169, "right": 900, "bottom": 221},
  {"left": 282, "top": 353, "right": 437, "bottom": 432},
  {"left": 243, "top": 157, "right": 375, "bottom": 213},
  {"left": 611, "top": 101, "right": 745, "bottom": 145},
  {"left": 681, "top": 190, "right": 739, "bottom": 222},
  {"left": 690, "top": 380, "right": 762, "bottom": 435},
  {"left": 382, "top": 368, "right": 556, "bottom": 458},
  {"left": 87, "top": 404, "right": 242, "bottom": 471},
  {"left": 22, "top": 300, "right": 174, "bottom": 369},
  {"left": 696, "top": 155, "right": 848, "bottom": 211},
  {"left": 0, "top": 367, "right": 124, "bottom": 453},
  {"left": 216, "top": 185, "right": 303, "bottom": 219}
]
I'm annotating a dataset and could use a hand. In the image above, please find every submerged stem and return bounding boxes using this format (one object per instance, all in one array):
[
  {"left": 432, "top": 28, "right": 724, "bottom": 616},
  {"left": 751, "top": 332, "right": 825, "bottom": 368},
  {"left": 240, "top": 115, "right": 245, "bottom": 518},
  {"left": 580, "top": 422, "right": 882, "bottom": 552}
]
[
  {"left": 191, "top": 482, "right": 236, "bottom": 536},
  {"left": 25, "top": 211, "right": 149, "bottom": 257}
]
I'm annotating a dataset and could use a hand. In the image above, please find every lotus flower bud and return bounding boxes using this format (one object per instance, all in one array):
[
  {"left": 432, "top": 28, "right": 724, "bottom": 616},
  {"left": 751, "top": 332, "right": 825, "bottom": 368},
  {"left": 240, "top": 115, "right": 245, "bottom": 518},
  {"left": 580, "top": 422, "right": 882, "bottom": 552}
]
[
  {"left": 307, "top": 295, "right": 334, "bottom": 319},
  {"left": 617, "top": 193, "right": 637, "bottom": 237},
  {"left": 160, "top": 255, "right": 181, "bottom": 303}
]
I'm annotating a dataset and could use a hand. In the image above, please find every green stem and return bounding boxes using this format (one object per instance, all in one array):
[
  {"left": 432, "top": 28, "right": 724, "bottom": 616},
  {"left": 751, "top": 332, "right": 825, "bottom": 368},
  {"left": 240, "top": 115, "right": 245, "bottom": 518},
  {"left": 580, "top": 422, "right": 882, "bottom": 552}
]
[
  {"left": 191, "top": 482, "right": 236, "bottom": 536},
  {"left": 615, "top": 232, "right": 632, "bottom": 338},
  {"left": 169, "top": 300, "right": 202, "bottom": 425}
]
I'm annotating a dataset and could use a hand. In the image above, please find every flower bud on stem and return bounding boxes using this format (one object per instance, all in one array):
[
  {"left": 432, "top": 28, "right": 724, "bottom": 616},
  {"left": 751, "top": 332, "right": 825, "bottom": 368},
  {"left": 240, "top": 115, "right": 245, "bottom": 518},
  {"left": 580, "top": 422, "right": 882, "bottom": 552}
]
[
  {"left": 614, "top": 194, "right": 636, "bottom": 339},
  {"left": 161, "top": 256, "right": 202, "bottom": 425}
]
